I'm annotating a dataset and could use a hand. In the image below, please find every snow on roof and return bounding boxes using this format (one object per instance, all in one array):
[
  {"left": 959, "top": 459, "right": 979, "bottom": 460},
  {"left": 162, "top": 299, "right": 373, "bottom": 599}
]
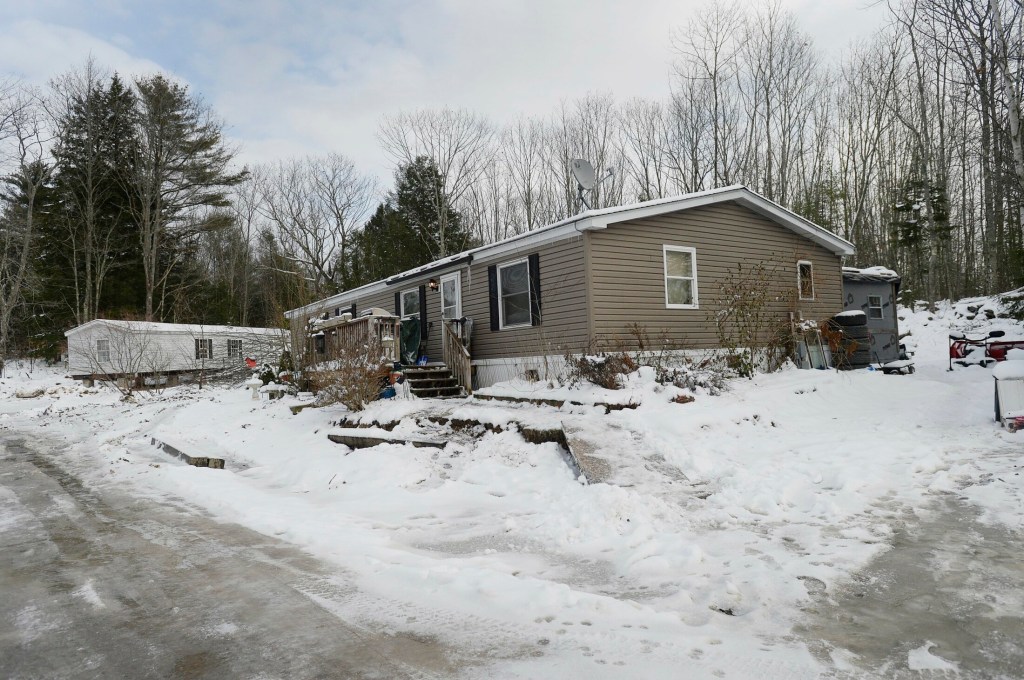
[
  {"left": 286, "top": 185, "right": 855, "bottom": 320},
  {"left": 843, "top": 266, "right": 901, "bottom": 283},
  {"left": 65, "top": 319, "right": 288, "bottom": 337},
  {"left": 993, "top": 360, "right": 1024, "bottom": 380}
]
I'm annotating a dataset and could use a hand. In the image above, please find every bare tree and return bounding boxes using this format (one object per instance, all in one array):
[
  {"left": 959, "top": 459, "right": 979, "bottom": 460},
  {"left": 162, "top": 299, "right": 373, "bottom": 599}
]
[
  {"left": 989, "top": 0, "right": 1024, "bottom": 249},
  {"left": 502, "top": 116, "right": 558, "bottom": 232},
  {"left": 545, "top": 93, "right": 625, "bottom": 214},
  {"left": 671, "top": 1, "right": 745, "bottom": 188},
  {"left": 619, "top": 98, "right": 671, "bottom": 201},
  {"left": 378, "top": 107, "right": 495, "bottom": 256},
  {"left": 260, "top": 154, "right": 375, "bottom": 297},
  {"left": 0, "top": 84, "right": 51, "bottom": 373}
]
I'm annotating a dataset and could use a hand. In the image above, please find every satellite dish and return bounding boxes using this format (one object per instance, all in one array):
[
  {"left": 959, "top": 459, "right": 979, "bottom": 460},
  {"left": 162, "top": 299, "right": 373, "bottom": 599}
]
[
  {"left": 571, "top": 159, "right": 597, "bottom": 191},
  {"left": 570, "top": 158, "right": 614, "bottom": 213}
]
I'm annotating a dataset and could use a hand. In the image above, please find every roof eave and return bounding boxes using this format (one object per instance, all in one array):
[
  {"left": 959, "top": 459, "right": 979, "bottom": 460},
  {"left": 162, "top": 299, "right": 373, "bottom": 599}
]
[{"left": 578, "top": 186, "right": 854, "bottom": 257}]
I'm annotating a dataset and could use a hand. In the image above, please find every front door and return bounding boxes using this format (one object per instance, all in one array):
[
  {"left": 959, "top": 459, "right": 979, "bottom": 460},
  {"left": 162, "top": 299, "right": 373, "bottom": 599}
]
[{"left": 440, "top": 272, "right": 461, "bottom": 320}]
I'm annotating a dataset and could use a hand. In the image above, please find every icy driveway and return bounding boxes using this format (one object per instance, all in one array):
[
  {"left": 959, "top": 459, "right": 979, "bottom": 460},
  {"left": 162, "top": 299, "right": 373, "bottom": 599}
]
[
  {"left": 799, "top": 489, "right": 1024, "bottom": 678},
  {"left": 0, "top": 435, "right": 464, "bottom": 679}
]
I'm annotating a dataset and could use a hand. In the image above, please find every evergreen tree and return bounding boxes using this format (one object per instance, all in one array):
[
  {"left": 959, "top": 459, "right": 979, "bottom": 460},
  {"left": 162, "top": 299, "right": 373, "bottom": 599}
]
[
  {"left": 126, "top": 74, "right": 246, "bottom": 321},
  {"left": 348, "top": 157, "right": 475, "bottom": 286},
  {"left": 891, "top": 178, "right": 952, "bottom": 302},
  {"left": 44, "top": 72, "right": 142, "bottom": 332}
]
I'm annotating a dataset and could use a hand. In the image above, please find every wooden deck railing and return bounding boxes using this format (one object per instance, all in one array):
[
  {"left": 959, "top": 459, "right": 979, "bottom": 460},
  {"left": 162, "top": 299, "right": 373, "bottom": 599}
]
[
  {"left": 442, "top": 319, "right": 472, "bottom": 393},
  {"left": 312, "top": 314, "right": 401, "bottom": 364}
]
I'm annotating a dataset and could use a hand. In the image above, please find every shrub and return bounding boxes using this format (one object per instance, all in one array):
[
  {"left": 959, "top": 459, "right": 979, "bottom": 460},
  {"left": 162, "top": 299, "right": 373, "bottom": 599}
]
[
  {"left": 712, "top": 263, "right": 792, "bottom": 378},
  {"left": 306, "top": 336, "right": 390, "bottom": 411},
  {"left": 563, "top": 352, "right": 636, "bottom": 390},
  {"left": 279, "top": 349, "right": 294, "bottom": 373}
]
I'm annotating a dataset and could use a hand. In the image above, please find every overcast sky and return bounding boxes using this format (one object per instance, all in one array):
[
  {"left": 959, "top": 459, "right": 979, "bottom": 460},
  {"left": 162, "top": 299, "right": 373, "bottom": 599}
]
[{"left": 0, "top": 0, "right": 889, "bottom": 181}]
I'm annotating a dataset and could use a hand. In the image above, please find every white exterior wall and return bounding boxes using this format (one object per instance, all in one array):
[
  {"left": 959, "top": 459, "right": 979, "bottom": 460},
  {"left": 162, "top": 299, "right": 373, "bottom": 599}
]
[{"left": 66, "top": 322, "right": 288, "bottom": 376}]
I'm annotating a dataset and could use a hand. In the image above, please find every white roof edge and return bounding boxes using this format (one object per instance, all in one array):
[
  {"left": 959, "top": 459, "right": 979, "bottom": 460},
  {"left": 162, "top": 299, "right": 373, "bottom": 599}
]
[
  {"left": 65, "top": 319, "right": 288, "bottom": 337},
  {"left": 578, "top": 185, "right": 855, "bottom": 256},
  {"left": 285, "top": 185, "right": 854, "bottom": 319}
]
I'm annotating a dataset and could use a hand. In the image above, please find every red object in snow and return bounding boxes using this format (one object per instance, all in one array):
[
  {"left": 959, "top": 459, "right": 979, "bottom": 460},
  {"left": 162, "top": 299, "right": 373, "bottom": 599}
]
[
  {"left": 245, "top": 357, "right": 257, "bottom": 369},
  {"left": 949, "top": 330, "right": 1024, "bottom": 369}
]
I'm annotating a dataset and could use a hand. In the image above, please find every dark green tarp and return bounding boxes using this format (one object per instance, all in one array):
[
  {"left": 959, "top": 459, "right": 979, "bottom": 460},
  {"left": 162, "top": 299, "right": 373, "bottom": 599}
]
[{"left": 400, "top": 318, "right": 421, "bottom": 365}]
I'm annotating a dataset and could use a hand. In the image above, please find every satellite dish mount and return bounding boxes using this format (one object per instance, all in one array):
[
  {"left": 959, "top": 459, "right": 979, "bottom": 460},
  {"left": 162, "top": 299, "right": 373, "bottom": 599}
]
[{"left": 571, "top": 159, "right": 613, "bottom": 211}]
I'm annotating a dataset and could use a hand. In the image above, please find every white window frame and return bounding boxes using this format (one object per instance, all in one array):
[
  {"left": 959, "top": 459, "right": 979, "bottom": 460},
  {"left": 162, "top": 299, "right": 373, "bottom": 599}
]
[
  {"left": 195, "top": 338, "right": 213, "bottom": 360},
  {"left": 96, "top": 338, "right": 110, "bottom": 363},
  {"left": 440, "top": 271, "right": 462, "bottom": 320},
  {"left": 400, "top": 288, "right": 420, "bottom": 319},
  {"left": 663, "top": 245, "right": 699, "bottom": 309},
  {"left": 498, "top": 258, "right": 532, "bottom": 330},
  {"left": 798, "top": 260, "right": 815, "bottom": 301},
  {"left": 227, "top": 338, "right": 243, "bottom": 358},
  {"left": 868, "top": 295, "right": 883, "bottom": 319}
]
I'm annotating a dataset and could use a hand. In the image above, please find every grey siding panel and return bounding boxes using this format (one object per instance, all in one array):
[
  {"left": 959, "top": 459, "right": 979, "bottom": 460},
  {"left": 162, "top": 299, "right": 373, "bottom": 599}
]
[
  {"left": 843, "top": 279, "right": 901, "bottom": 362},
  {"left": 587, "top": 201, "right": 843, "bottom": 348},
  {"left": 465, "top": 236, "right": 589, "bottom": 360}
]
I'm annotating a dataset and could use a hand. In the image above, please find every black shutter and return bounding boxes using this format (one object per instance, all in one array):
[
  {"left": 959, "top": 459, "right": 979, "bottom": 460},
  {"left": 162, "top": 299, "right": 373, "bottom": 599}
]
[
  {"left": 350, "top": 302, "right": 357, "bottom": 317},
  {"left": 418, "top": 285, "right": 428, "bottom": 342},
  {"left": 395, "top": 291, "right": 401, "bottom": 316},
  {"left": 488, "top": 265, "right": 499, "bottom": 331},
  {"left": 528, "top": 253, "right": 541, "bottom": 326}
]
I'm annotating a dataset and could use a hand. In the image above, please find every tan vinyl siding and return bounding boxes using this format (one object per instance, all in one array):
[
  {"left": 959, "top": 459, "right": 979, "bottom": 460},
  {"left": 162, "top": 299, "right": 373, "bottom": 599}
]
[
  {"left": 587, "top": 201, "right": 843, "bottom": 348},
  {"left": 465, "top": 235, "right": 589, "bottom": 360},
  {"left": 291, "top": 236, "right": 588, "bottom": 365},
  {"left": 346, "top": 280, "right": 446, "bottom": 363}
]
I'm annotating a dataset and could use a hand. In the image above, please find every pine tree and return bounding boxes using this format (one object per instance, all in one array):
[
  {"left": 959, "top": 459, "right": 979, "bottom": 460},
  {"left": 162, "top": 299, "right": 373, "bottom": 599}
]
[
  {"left": 45, "top": 72, "right": 142, "bottom": 329},
  {"left": 348, "top": 157, "right": 476, "bottom": 286},
  {"left": 126, "top": 74, "right": 246, "bottom": 321}
]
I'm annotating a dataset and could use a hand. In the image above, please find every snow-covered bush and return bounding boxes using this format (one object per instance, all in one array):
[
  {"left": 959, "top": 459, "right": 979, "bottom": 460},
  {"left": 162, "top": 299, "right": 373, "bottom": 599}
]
[{"left": 563, "top": 352, "right": 637, "bottom": 389}]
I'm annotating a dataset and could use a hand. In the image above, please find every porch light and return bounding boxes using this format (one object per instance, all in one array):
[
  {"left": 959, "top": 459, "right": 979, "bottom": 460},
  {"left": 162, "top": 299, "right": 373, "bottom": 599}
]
[{"left": 429, "top": 278, "right": 439, "bottom": 291}]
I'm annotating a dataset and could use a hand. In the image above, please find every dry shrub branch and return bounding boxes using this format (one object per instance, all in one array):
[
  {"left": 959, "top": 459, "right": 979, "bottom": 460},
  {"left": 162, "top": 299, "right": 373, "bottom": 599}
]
[{"left": 306, "top": 334, "right": 390, "bottom": 411}]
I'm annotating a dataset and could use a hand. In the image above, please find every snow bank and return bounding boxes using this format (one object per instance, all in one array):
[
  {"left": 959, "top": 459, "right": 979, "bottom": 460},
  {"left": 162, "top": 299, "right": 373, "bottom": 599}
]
[{"left": 2, "top": 290, "right": 1022, "bottom": 677}]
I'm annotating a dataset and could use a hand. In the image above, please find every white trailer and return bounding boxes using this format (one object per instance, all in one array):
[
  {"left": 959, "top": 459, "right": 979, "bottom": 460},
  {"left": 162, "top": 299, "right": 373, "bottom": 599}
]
[
  {"left": 65, "top": 319, "right": 289, "bottom": 386},
  {"left": 993, "top": 360, "right": 1024, "bottom": 431}
]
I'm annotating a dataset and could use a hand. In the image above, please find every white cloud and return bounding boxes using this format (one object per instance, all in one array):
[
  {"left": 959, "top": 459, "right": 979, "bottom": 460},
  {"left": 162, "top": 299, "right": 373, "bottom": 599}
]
[
  {"left": 0, "top": 1, "right": 889, "bottom": 182},
  {"left": 0, "top": 19, "right": 164, "bottom": 84}
]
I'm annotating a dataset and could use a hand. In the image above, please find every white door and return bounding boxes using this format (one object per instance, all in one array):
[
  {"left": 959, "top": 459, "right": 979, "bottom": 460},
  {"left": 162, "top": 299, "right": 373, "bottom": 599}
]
[{"left": 440, "top": 272, "right": 462, "bottom": 320}]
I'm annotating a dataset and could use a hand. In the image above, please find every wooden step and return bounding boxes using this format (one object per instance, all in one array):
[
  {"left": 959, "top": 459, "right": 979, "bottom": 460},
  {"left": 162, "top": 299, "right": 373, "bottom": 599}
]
[
  {"left": 410, "top": 385, "right": 464, "bottom": 398},
  {"left": 401, "top": 364, "right": 464, "bottom": 398},
  {"left": 406, "top": 377, "right": 459, "bottom": 389}
]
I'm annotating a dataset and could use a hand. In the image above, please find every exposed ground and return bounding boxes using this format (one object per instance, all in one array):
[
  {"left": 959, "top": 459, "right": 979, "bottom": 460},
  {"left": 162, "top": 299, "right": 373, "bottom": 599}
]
[
  {"left": 2, "top": 298, "right": 1024, "bottom": 678},
  {"left": 0, "top": 436, "right": 464, "bottom": 679}
]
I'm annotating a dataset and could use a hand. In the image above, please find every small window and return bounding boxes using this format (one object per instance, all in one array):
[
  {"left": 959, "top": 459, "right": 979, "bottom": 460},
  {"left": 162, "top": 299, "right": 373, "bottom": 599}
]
[
  {"left": 400, "top": 289, "right": 420, "bottom": 318},
  {"left": 798, "top": 261, "right": 814, "bottom": 300},
  {"left": 868, "top": 295, "right": 883, "bottom": 319},
  {"left": 227, "top": 338, "right": 243, "bottom": 358},
  {"left": 195, "top": 338, "right": 213, "bottom": 360},
  {"left": 498, "top": 259, "right": 531, "bottom": 328},
  {"left": 664, "top": 246, "right": 698, "bottom": 309},
  {"left": 96, "top": 338, "right": 110, "bottom": 362}
]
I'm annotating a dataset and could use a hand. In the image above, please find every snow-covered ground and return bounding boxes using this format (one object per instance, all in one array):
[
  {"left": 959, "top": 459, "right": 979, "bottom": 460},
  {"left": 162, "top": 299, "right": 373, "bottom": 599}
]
[{"left": 2, "top": 298, "right": 1022, "bottom": 678}]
